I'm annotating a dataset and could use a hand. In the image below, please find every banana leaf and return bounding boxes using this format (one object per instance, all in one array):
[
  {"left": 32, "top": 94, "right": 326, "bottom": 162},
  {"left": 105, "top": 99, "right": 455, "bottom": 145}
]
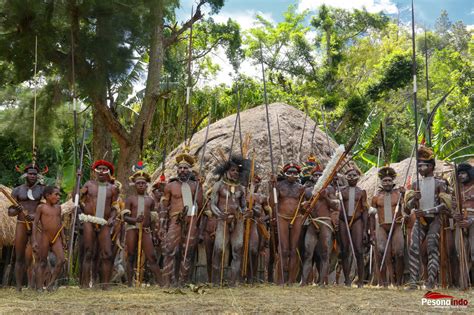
[
  {"left": 390, "top": 131, "right": 400, "bottom": 163},
  {"left": 431, "top": 107, "right": 444, "bottom": 155},
  {"left": 352, "top": 109, "right": 384, "bottom": 157},
  {"left": 445, "top": 144, "right": 474, "bottom": 161}
]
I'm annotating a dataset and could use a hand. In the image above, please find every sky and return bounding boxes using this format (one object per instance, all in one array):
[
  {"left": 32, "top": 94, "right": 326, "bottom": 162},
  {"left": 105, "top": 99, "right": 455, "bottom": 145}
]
[{"left": 174, "top": 0, "right": 473, "bottom": 85}]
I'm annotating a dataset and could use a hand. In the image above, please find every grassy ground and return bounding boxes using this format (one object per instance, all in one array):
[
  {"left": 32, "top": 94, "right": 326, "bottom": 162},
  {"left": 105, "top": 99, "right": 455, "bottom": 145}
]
[{"left": 0, "top": 284, "right": 473, "bottom": 314}]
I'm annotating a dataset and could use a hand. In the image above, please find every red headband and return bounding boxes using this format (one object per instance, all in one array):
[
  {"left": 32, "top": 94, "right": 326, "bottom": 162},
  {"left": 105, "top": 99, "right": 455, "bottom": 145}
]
[
  {"left": 92, "top": 160, "right": 115, "bottom": 175},
  {"left": 283, "top": 163, "right": 301, "bottom": 173}
]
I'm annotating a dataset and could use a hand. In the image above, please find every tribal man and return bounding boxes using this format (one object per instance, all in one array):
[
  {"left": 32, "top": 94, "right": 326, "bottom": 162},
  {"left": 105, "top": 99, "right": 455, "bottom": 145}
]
[
  {"left": 406, "top": 146, "right": 452, "bottom": 289},
  {"left": 453, "top": 163, "right": 474, "bottom": 276},
  {"left": 338, "top": 167, "right": 369, "bottom": 288},
  {"left": 271, "top": 162, "right": 306, "bottom": 284},
  {"left": 79, "top": 160, "right": 119, "bottom": 289},
  {"left": 371, "top": 166, "right": 407, "bottom": 287},
  {"left": 302, "top": 166, "right": 339, "bottom": 286},
  {"left": 211, "top": 156, "right": 249, "bottom": 285},
  {"left": 32, "top": 186, "right": 65, "bottom": 291},
  {"left": 7, "top": 163, "right": 46, "bottom": 291},
  {"left": 198, "top": 188, "right": 216, "bottom": 282},
  {"left": 161, "top": 150, "right": 203, "bottom": 287},
  {"left": 245, "top": 174, "right": 271, "bottom": 283},
  {"left": 151, "top": 175, "right": 167, "bottom": 260},
  {"left": 123, "top": 167, "right": 161, "bottom": 286}
]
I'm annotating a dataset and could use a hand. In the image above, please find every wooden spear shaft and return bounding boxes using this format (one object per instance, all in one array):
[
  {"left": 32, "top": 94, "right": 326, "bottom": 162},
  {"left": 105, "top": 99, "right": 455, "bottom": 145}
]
[
  {"left": 259, "top": 41, "right": 285, "bottom": 284},
  {"left": 411, "top": 0, "right": 423, "bottom": 284}
]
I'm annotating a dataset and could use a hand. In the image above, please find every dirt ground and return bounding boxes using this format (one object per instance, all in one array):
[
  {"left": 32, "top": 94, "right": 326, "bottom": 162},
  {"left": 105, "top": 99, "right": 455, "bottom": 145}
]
[{"left": 0, "top": 284, "right": 473, "bottom": 314}]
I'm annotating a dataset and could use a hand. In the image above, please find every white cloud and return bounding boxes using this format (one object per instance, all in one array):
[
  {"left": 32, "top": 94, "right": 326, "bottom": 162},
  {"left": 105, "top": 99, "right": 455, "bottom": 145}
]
[
  {"left": 467, "top": 24, "right": 474, "bottom": 31},
  {"left": 212, "top": 10, "right": 274, "bottom": 30},
  {"left": 199, "top": 47, "right": 260, "bottom": 87},
  {"left": 198, "top": 10, "right": 274, "bottom": 87},
  {"left": 297, "top": 0, "right": 398, "bottom": 14}
]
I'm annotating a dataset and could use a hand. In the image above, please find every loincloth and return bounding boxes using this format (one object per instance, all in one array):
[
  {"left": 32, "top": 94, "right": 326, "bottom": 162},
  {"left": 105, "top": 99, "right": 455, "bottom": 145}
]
[
  {"left": 17, "top": 219, "right": 32, "bottom": 232},
  {"left": 310, "top": 216, "right": 334, "bottom": 233},
  {"left": 50, "top": 225, "right": 65, "bottom": 245},
  {"left": 278, "top": 213, "right": 302, "bottom": 221},
  {"left": 125, "top": 223, "right": 151, "bottom": 233}
]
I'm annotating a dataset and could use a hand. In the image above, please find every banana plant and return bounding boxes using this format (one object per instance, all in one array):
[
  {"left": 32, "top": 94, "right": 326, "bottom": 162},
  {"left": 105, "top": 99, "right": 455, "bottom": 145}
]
[
  {"left": 352, "top": 108, "right": 384, "bottom": 170},
  {"left": 431, "top": 106, "right": 474, "bottom": 162}
]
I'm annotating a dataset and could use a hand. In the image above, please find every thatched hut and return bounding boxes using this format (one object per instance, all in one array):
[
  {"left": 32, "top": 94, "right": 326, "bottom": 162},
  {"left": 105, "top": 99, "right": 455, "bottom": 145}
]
[
  {"left": 358, "top": 157, "right": 454, "bottom": 204},
  {"left": 151, "top": 103, "right": 338, "bottom": 187},
  {"left": 0, "top": 185, "right": 17, "bottom": 248}
]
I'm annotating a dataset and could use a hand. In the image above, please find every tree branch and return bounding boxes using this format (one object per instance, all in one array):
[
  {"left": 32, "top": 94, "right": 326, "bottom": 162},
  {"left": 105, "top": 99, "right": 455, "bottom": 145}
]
[{"left": 163, "top": 0, "right": 206, "bottom": 48}]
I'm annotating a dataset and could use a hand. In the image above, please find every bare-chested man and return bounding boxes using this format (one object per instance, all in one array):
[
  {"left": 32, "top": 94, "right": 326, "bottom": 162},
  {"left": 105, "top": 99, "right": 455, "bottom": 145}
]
[
  {"left": 453, "top": 163, "right": 474, "bottom": 277},
  {"left": 211, "top": 156, "right": 249, "bottom": 285},
  {"left": 338, "top": 167, "right": 369, "bottom": 288},
  {"left": 271, "top": 162, "right": 305, "bottom": 284},
  {"left": 302, "top": 167, "right": 339, "bottom": 286},
  {"left": 151, "top": 175, "right": 167, "bottom": 260},
  {"left": 406, "top": 146, "right": 452, "bottom": 289},
  {"left": 197, "top": 188, "right": 217, "bottom": 282},
  {"left": 371, "top": 166, "right": 407, "bottom": 287},
  {"left": 7, "top": 163, "right": 45, "bottom": 291},
  {"left": 79, "top": 160, "right": 119, "bottom": 289},
  {"left": 32, "top": 186, "right": 65, "bottom": 291},
  {"left": 245, "top": 175, "right": 271, "bottom": 283},
  {"left": 123, "top": 169, "right": 161, "bottom": 286},
  {"left": 160, "top": 151, "right": 203, "bottom": 287}
]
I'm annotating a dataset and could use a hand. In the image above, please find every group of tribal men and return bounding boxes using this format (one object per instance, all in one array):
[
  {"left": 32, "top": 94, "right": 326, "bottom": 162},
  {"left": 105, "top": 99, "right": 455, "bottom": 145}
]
[{"left": 6, "top": 144, "right": 474, "bottom": 291}]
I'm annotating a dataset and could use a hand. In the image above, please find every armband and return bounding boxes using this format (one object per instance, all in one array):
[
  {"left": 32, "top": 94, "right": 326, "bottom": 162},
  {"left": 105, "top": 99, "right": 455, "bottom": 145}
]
[
  {"left": 112, "top": 201, "right": 120, "bottom": 209},
  {"left": 263, "top": 205, "right": 272, "bottom": 216},
  {"left": 120, "top": 209, "right": 131, "bottom": 219},
  {"left": 369, "top": 207, "right": 377, "bottom": 216},
  {"left": 150, "top": 211, "right": 159, "bottom": 223}
]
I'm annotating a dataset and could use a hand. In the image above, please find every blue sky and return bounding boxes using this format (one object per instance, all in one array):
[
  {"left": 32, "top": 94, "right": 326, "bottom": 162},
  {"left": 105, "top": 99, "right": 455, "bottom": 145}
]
[
  {"left": 178, "top": 0, "right": 473, "bottom": 29},
  {"left": 175, "top": 0, "right": 472, "bottom": 86}
]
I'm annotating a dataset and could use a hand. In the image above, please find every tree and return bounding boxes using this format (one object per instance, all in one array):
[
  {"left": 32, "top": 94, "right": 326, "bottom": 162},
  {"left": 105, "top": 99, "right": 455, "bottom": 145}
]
[{"left": 0, "top": 0, "right": 242, "bottom": 190}]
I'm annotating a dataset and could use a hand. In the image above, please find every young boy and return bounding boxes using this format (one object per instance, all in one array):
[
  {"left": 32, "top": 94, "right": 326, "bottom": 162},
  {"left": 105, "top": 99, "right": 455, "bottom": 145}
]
[
  {"left": 124, "top": 167, "right": 161, "bottom": 286},
  {"left": 32, "top": 186, "right": 65, "bottom": 290}
]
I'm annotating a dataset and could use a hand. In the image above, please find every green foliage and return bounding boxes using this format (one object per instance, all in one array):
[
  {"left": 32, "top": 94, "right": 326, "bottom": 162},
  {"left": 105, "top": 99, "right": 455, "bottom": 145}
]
[
  {"left": 366, "top": 53, "right": 415, "bottom": 101},
  {"left": 0, "top": 2, "right": 472, "bottom": 185}
]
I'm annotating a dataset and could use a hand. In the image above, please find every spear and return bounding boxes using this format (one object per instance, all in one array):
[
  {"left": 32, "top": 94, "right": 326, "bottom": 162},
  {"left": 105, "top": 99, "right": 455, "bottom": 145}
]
[
  {"left": 182, "top": 110, "right": 211, "bottom": 263},
  {"left": 410, "top": 0, "right": 422, "bottom": 284},
  {"left": 242, "top": 151, "right": 255, "bottom": 277},
  {"left": 453, "top": 163, "right": 471, "bottom": 290},
  {"left": 71, "top": 27, "right": 78, "bottom": 174},
  {"left": 67, "top": 119, "right": 87, "bottom": 277},
  {"left": 237, "top": 87, "right": 244, "bottom": 157},
  {"left": 259, "top": 41, "right": 285, "bottom": 284},
  {"left": 228, "top": 86, "right": 241, "bottom": 160},
  {"left": 320, "top": 103, "right": 331, "bottom": 154},
  {"left": 184, "top": 6, "right": 194, "bottom": 144},
  {"left": 424, "top": 29, "right": 431, "bottom": 146},
  {"left": 310, "top": 118, "right": 317, "bottom": 154},
  {"left": 276, "top": 114, "right": 285, "bottom": 167},
  {"left": 380, "top": 142, "right": 416, "bottom": 271},
  {"left": 297, "top": 105, "right": 308, "bottom": 163}
]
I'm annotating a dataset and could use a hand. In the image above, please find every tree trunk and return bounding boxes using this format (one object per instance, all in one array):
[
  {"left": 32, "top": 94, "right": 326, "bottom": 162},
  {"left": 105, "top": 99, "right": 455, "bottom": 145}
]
[
  {"left": 111, "top": 0, "right": 165, "bottom": 194},
  {"left": 92, "top": 104, "right": 112, "bottom": 161}
]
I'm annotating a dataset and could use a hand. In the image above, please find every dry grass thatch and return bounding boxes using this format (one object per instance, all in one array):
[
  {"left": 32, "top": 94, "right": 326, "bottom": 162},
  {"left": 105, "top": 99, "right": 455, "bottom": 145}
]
[
  {"left": 0, "top": 185, "right": 17, "bottom": 247},
  {"left": 152, "top": 103, "right": 338, "bottom": 189},
  {"left": 358, "top": 157, "right": 454, "bottom": 204}
]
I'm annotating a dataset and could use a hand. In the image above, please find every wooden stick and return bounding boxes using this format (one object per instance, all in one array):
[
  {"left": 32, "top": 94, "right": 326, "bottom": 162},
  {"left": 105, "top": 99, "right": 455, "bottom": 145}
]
[
  {"left": 136, "top": 222, "right": 143, "bottom": 288},
  {"left": 0, "top": 187, "right": 31, "bottom": 231}
]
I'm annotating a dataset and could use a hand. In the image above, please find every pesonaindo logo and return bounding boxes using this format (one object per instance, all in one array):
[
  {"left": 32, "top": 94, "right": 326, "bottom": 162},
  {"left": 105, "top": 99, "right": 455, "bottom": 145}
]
[{"left": 421, "top": 291, "right": 469, "bottom": 309}]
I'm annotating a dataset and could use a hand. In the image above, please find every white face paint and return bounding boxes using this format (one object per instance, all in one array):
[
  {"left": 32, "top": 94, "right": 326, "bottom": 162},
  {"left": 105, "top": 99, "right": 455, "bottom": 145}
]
[{"left": 94, "top": 168, "right": 110, "bottom": 175}]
